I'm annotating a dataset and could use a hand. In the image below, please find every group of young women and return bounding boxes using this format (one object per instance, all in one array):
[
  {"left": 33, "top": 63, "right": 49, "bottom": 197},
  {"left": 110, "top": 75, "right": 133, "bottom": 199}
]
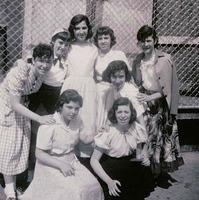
[{"left": 0, "top": 14, "right": 183, "bottom": 200}]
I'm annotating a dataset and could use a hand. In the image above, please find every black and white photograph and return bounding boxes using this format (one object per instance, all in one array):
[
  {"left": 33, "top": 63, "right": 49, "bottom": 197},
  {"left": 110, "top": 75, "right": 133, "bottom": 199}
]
[{"left": 0, "top": 0, "right": 199, "bottom": 199}]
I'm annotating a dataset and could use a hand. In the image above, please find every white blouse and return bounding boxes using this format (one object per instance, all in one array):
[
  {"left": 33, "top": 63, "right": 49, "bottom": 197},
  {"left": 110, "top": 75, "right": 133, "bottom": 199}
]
[
  {"left": 37, "top": 112, "right": 83, "bottom": 155},
  {"left": 94, "top": 122, "right": 147, "bottom": 158},
  {"left": 140, "top": 54, "right": 161, "bottom": 91}
]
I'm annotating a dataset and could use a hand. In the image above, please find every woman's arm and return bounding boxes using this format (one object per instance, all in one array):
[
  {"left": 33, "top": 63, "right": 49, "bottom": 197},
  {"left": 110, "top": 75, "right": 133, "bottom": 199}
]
[
  {"left": 10, "top": 94, "right": 55, "bottom": 124},
  {"left": 90, "top": 148, "right": 121, "bottom": 196},
  {"left": 136, "top": 92, "right": 162, "bottom": 104},
  {"left": 35, "top": 148, "right": 74, "bottom": 176}
]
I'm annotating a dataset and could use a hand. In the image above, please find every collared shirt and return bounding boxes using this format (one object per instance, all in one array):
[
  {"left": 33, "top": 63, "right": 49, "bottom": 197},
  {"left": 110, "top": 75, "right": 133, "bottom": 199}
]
[
  {"left": 36, "top": 112, "right": 83, "bottom": 155},
  {"left": 43, "top": 57, "right": 69, "bottom": 87}
]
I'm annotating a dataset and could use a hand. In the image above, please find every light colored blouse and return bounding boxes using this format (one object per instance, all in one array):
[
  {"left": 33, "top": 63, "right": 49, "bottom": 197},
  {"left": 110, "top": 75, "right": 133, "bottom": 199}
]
[
  {"left": 95, "top": 49, "right": 130, "bottom": 82},
  {"left": 37, "top": 112, "right": 83, "bottom": 155},
  {"left": 94, "top": 122, "right": 147, "bottom": 158},
  {"left": 140, "top": 54, "right": 161, "bottom": 91}
]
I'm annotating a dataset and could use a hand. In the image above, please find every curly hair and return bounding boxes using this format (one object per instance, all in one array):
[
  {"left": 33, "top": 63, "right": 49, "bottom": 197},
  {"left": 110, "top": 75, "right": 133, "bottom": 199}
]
[
  {"left": 108, "top": 97, "right": 137, "bottom": 125},
  {"left": 102, "top": 60, "right": 131, "bottom": 83},
  {"left": 68, "top": 14, "right": 93, "bottom": 41},
  {"left": 55, "top": 89, "right": 83, "bottom": 112},
  {"left": 32, "top": 43, "right": 53, "bottom": 60},
  {"left": 93, "top": 26, "right": 116, "bottom": 48}
]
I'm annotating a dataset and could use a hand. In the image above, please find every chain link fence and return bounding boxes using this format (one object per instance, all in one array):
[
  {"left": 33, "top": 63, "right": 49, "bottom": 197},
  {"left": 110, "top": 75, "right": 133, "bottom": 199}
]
[{"left": 0, "top": 0, "right": 198, "bottom": 109}]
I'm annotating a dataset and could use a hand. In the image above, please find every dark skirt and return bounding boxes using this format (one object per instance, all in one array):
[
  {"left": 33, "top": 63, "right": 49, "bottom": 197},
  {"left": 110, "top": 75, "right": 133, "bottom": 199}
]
[{"left": 98, "top": 155, "right": 155, "bottom": 200}]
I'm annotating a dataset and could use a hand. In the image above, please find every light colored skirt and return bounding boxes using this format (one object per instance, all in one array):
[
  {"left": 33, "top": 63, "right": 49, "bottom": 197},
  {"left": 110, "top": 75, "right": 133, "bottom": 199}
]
[{"left": 21, "top": 158, "right": 104, "bottom": 200}]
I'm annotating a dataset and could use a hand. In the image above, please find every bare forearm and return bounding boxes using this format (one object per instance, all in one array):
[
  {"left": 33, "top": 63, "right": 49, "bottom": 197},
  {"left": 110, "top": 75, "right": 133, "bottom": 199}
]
[
  {"left": 90, "top": 158, "right": 112, "bottom": 184},
  {"left": 35, "top": 148, "right": 61, "bottom": 170},
  {"left": 12, "top": 102, "right": 40, "bottom": 122}
]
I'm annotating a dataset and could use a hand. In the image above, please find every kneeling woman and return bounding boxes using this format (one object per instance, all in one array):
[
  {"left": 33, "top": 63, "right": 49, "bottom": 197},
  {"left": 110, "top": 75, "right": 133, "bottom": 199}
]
[
  {"left": 21, "top": 90, "right": 104, "bottom": 200},
  {"left": 91, "top": 97, "right": 155, "bottom": 200}
]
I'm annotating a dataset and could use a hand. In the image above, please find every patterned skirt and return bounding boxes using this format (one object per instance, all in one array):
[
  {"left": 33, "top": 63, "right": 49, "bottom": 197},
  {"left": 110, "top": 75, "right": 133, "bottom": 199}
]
[{"left": 143, "top": 96, "right": 184, "bottom": 175}]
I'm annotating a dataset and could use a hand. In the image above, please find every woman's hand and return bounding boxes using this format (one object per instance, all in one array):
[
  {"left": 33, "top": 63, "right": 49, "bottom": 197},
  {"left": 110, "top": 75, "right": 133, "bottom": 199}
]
[
  {"left": 59, "top": 161, "right": 75, "bottom": 177},
  {"left": 137, "top": 92, "right": 152, "bottom": 103},
  {"left": 107, "top": 179, "right": 121, "bottom": 197},
  {"left": 38, "top": 115, "right": 55, "bottom": 125}
]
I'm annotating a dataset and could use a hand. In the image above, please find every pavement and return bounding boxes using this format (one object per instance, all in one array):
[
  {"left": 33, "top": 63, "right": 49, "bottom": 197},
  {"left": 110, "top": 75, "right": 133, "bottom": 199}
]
[{"left": 0, "top": 152, "right": 199, "bottom": 200}]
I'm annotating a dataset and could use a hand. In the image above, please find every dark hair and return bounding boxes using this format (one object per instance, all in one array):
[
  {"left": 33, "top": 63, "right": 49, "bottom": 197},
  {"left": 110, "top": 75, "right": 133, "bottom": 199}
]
[
  {"left": 51, "top": 31, "right": 71, "bottom": 43},
  {"left": 93, "top": 26, "right": 116, "bottom": 48},
  {"left": 137, "top": 25, "right": 158, "bottom": 47},
  {"left": 68, "top": 14, "right": 93, "bottom": 41},
  {"left": 55, "top": 89, "right": 83, "bottom": 112},
  {"left": 102, "top": 60, "right": 131, "bottom": 83},
  {"left": 32, "top": 43, "right": 53, "bottom": 60},
  {"left": 108, "top": 97, "right": 137, "bottom": 125}
]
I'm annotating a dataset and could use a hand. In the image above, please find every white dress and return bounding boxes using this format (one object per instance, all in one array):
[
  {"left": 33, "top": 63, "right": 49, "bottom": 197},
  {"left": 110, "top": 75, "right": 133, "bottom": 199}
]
[
  {"left": 61, "top": 42, "right": 98, "bottom": 157},
  {"left": 21, "top": 112, "right": 104, "bottom": 200},
  {"left": 95, "top": 49, "right": 130, "bottom": 130}
]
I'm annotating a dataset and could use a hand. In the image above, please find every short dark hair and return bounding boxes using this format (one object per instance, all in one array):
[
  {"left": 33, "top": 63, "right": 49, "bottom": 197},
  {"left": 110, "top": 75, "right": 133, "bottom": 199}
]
[
  {"left": 108, "top": 97, "right": 137, "bottom": 125},
  {"left": 68, "top": 14, "right": 93, "bottom": 41},
  {"left": 32, "top": 43, "right": 53, "bottom": 60},
  {"left": 137, "top": 25, "right": 158, "bottom": 47},
  {"left": 51, "top": 31, "right": 71, "bottom": 43},
  {"left": 93, "top": 26, "right": 116, "bottom": 48},
  {"left": 55, "top": 89, "right": 83, "bottom": 112},
  {"left": 102, "top": 60, "right": 131, "bottom": 83}
]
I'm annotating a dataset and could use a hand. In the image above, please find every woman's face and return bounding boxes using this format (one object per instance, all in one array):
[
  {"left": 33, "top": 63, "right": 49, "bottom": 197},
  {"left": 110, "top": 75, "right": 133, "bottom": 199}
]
[
  {"left": 115, "top": 104, "right": 131, "bottom": 126},
  {"left": 60, "top": 101, "right": 81, "bottom": 124},
  {"left": 74, "top": 20, "right": 88, "bottom": 42},
  {"left": 53, "top": 38, "right": 70, "bottom": 58},
  {"left": 34, "top": 56, "right": 52, "bottom": 75},
  {"left": 97, "top": 34, "right": 111, "bottom": 53},
  {"left": 139, "top": 36, "right": 155, "bottom": 55},
  {"left": 110, "top": 69, "right": 126, "bottom": 90}
]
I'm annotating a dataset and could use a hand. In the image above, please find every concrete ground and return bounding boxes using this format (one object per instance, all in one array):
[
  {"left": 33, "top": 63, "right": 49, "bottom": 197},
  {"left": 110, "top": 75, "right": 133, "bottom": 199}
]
[
  {"left": 0, "top": 152, "right": 199, "bottom": 200},
  {"left": 146, "top": 151, "right": 199, "bottom": 200}
]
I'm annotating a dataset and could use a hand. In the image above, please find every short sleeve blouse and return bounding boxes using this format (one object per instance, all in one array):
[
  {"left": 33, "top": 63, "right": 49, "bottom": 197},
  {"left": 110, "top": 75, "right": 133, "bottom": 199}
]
[
  {"left": 36, "top": 112, "right": 83, "bottom": 155},
  {"left": 94, "top": 122, "right": 147, "bottom": 158}
]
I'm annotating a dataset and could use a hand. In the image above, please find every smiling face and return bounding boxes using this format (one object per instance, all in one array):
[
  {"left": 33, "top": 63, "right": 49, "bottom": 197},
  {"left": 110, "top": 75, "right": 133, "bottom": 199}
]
[
  {"left": 34, "top": 56, "right": 53, "bottom": 75},
  {"left": 110, "top": 69, "right": 126, "bottom": 91},
  {"left": 115, "top": 104, "right": 131, "bottom": 126},
  {"left": 60, "top": 101, "right": 81, "bottom": 124},
  {"left": 97, "top": 34, "right": 111, "bottom": 53},
  {"left": 74, "top": 20, "right": 88, "bottom": 42},
  {"left": 53, "top": 38, "right": 70, "bottom": 58},
  {"left": 139, "top": 35, "right": 155, "bottom": 55}
]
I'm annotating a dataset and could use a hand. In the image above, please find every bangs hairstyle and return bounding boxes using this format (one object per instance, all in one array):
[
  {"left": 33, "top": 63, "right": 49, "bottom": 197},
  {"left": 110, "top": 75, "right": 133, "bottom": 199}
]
[
  {"left": 93, "top": 26, "right": 116, "bottom": 48},
  {"left": 68, "top": 14, "right": 93, "bottom": 40},
  {"left": 102, "top": 60, "right": 131, "bottom": 83},
  {"left": 32, "top": 43, "right": 53, "bottom": 60},
  {"left": 137, "top": 25, "right": 158, "bottom": 47},
  {"left": 108, "top": 97, "right": 137, "bottom": 125},
  {"left": 51, "top": 31, "right": 71, "bottom": 43},
  {"left": 55, "top": 89, "right": 83, "bottom": 112}
]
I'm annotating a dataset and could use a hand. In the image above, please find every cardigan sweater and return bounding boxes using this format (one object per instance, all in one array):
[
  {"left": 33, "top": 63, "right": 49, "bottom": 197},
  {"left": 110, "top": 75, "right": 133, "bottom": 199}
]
[{"left": 131, "top": 50, "right": 179, "bottom": 115}]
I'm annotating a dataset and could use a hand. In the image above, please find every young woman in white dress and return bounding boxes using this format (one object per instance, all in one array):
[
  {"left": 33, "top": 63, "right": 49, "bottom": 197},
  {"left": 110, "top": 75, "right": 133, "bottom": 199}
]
[
  {"left": 21, "top": 90, "right": 104, "bottom": 200},
  {"left": 61, "top": 14, "right": 98, "bottom": 170}
]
